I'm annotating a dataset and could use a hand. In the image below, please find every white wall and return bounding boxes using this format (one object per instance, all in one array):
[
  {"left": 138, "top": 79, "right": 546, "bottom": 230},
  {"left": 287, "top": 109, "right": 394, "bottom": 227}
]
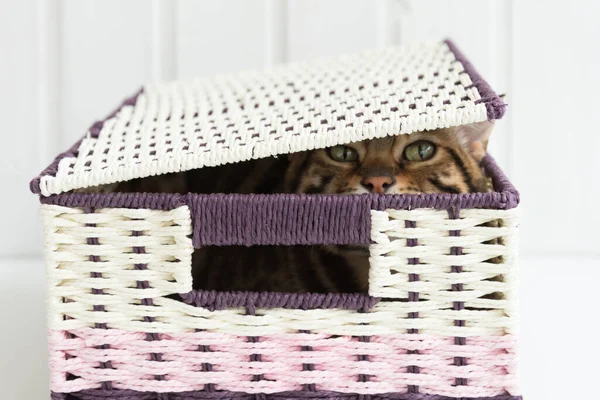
[{"left": 2, "top": 0, "right": 599, "bottom": 261}]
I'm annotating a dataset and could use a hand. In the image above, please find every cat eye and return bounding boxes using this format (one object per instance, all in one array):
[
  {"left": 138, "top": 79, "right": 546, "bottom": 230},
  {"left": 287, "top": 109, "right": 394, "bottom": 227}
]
[
  {"left": 404, "top": 141, "right": 436, "bottom": 161},
  {"left": 328, "top": 145, "right": 358, "bottom": 162}
]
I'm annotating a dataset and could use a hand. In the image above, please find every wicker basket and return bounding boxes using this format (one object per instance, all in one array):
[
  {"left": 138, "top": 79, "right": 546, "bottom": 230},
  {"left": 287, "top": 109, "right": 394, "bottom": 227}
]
[{"left": 31, "top": 40, "right": 521, "bottom": 400}]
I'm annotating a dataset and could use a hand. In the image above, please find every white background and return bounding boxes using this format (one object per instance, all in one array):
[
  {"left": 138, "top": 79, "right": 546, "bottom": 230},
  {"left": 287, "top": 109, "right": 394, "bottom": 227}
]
[{"left": 0, "top": 0, "right": 599, "bottom": 399}]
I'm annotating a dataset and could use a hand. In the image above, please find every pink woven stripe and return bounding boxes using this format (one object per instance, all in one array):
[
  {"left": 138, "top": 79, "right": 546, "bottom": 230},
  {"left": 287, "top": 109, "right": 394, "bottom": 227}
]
[{"left": 49, "top": 329, "right": 519, "bottom": 396}]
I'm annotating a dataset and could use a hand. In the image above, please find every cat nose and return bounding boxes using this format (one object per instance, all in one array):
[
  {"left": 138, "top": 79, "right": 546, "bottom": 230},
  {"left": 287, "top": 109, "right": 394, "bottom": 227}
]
[{"left": 361, "top": 176, "right": 395, "bottom": 193}]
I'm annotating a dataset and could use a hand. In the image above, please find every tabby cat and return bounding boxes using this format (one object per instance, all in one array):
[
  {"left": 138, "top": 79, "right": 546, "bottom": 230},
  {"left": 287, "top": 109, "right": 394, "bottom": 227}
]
[{"left": 103, "top": 121, "right": 495, "bottom": 293}]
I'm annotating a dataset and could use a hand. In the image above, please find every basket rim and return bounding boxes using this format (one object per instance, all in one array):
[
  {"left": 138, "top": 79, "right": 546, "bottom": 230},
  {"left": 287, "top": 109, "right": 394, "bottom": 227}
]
[
  {"left": 38, "top": 155, "right": 518, "bottom": 211},
  {"left": 38, "top": 155, "right": 518, "bottom": 248}
]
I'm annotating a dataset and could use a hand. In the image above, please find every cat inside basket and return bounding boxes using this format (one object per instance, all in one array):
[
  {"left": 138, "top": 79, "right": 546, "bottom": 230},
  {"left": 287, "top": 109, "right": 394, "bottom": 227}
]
[{"left": 77, "top": 121, "right": 502, "bottom": 294}]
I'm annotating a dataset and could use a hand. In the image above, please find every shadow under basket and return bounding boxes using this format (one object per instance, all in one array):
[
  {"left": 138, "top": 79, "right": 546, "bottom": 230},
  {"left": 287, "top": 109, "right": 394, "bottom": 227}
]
[{"left": 32, "top": 40, "right": 522, "bottom": 400}]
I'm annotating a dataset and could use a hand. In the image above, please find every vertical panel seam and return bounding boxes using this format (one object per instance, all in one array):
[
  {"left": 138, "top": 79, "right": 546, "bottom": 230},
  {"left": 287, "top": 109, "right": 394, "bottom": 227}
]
[
  {"left": 406, "top": 219, "right": 420, "bottom": 393},
  {"left": 375, "top": 0, "right": 388, "bottom": 49},
  {"left": 151, "top": 0, "right": 177, "bottom": 81},
  {"left": 85, "top": 207, "right": 114, "bottom": 390},
  {"left": 449, "top": 206, "right": 467, "bottom": 387},
  {"left": 132, "top": 229, "right": 167, "bottom": 385},
  {"left": 504, "top": 0, "right": 515, "bottom": 180},
  {"left": 264, "top": 0, "right": 288, "bottom": 66},
  {"left": 38, "top": 0, "right": 62, "bottom": 169}
]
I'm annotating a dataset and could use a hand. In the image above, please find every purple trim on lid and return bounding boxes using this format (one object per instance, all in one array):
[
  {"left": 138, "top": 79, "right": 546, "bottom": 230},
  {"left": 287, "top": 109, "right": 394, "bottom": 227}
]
[
  {"left": 38, "top": 155, "right": 518, "bottom": 247},
  {"left": 29, "top": 137, "right": 85, "bottom": 195},
  {"left": 50, "top": 390, "right": 523, "bottom": 400},
  {"left": 29, "top": 88, "right": 143, "bottom": 195},
  {"left": 444, "top": 39, "right": 507, "bottom": 121},
  {"left": 179, "top": 291, "right": 380, "bottom": 311}
]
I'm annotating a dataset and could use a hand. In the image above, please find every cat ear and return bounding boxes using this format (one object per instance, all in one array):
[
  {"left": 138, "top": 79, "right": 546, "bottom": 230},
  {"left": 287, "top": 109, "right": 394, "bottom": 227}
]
[{"left": 455, "top": 120, "right": 494, "bottom": 162}]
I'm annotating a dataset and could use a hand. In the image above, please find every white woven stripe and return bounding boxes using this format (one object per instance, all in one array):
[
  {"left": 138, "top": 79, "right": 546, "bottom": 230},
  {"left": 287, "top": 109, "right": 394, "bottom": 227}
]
[
  {"left": 369, "top": 207, "right": 519, "bottom": 330},
  {"left": 38, "top": 41, "right": 489, "bottom": 196},
  {"left": 42, "top": 204, "right": 517, "bottom": 337},
  {"left": 45, "top": 295, "right": 512, "bottom": 337},
  {"left": 41, "top": 204, "right": 194, "bottom": 329}
]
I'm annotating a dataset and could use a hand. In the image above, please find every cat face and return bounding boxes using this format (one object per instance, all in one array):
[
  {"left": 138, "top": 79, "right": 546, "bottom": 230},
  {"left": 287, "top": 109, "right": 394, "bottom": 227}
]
[{"left": 285, "top": 121, "right": 493, "bottom": 195}]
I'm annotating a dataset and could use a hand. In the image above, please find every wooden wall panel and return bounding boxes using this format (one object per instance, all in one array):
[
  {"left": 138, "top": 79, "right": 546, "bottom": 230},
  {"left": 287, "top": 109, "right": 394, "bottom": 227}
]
[
  {"left": 176, "top": 0, "right": 269, "bottom": 77},
  {"left": 512, "top": 0, "right": 600, "bottom": 256},
  {"left": 0, "top": 1, "right": 44, "bottom": 256},
  {"left": 60, "top": 0, "right": 154, "bottom": 148},
  {"left": 287, "top": 0, "right": 379, "bottom": 61}
]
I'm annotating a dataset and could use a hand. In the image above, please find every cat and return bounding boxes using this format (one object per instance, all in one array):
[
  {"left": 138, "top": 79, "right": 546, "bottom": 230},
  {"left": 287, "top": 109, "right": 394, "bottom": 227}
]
[{"left": 86, "top": 121, "right": 495, "bottom": 293}]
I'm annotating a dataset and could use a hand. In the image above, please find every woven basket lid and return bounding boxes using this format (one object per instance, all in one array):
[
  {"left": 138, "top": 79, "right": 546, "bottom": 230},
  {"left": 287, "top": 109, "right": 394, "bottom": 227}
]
[{"left": 31, "top": 39, "right": 505, "bottom": 197}]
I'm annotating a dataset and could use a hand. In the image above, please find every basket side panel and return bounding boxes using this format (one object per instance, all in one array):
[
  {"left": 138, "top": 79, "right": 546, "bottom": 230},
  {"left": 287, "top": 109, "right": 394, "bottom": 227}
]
[
  {"left": 40, "top": 203, "right": 194, "bottom": 328},
  {"left": 369, "top": 207, "right": 519, "bottom": 307},
  {"left": 42, "top": 202, "right": 520, "bottom": 398},
  {"left": 369, "top": 206, "right": 520, "bottom": 396}
]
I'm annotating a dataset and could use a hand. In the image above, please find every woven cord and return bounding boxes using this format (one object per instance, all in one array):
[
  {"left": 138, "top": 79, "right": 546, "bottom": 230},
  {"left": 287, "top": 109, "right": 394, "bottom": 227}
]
[
  {"left": 405, "top": 219, "right": 420, "bottom": 394},
  {"left": 132, "top": 230, "right": 167, "bottom": 389},
  {"left": 448, "top": 206, "right": 467, "bottom": 387},
  {"left": 43, "top": 204, "right": 519, "bottom": 396},
  {"left": 86, "top": 207, "right": 114, "bottom": 391},
  {"left": 300, "top": 329, "right": 316, "bottom": 392},
  {"left": 245, "top": 303, "right": 265, "bottom": 387}
]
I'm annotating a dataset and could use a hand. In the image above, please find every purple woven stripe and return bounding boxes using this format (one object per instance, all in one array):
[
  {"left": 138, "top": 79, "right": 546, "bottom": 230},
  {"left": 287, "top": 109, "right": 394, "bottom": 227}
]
[
  {"left": 444, "top": 39, "right": 506, "bottom": 121},
  {"left": 180, "top": 291, "right": 379, "bottom": 311},
  {"left": 188, "top": 193, "right": 371, "bottom": 246},
  {"left": 30, "top": 88, "right": 143, "bottom": 194},
  {"left": 30, "top": 137, "right": 86, "bottom": 195},
  {"left": 50, "top": 390, "right": 522, "bottom": 400}
]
